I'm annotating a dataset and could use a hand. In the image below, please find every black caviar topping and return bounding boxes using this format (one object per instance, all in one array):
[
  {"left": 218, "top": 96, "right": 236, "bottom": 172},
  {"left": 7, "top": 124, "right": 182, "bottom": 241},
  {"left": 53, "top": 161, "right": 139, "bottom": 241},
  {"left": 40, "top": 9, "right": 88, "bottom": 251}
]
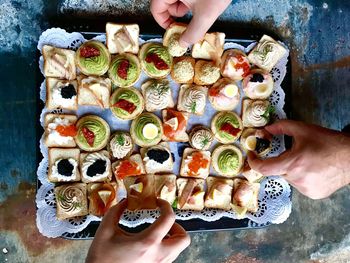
[
  {"left": 255, "top": 138, "right": 271, "bottom": 153},
  {"left": 147, "top": 149, "right": 170, "bottom": 164},
  {"left": 57, "top": 159, "right": 74, "bottom": 176},
  {"left": 250, "top": 73, "right": 264, "bottom": 83},
  {"left": 87, "top": 159, "right": 107, "bottom": 177},
  {"left": 60, "top": 84, "right": 77, "bottom": 99}
]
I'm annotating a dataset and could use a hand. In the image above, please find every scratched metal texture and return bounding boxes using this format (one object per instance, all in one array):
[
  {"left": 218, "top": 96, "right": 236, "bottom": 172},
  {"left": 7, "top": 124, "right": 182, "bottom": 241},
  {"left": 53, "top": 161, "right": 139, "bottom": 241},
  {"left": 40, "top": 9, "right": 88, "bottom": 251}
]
[{"left": 0, "top": 0, "right": 349, "bottom": 262}]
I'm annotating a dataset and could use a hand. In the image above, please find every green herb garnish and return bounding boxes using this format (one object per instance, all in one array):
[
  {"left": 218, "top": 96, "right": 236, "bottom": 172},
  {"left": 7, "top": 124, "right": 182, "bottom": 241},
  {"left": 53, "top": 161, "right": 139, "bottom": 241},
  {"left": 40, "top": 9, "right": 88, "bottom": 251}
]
[
  {"left": 57, "top": 194, "right": 67, "bottom": 202},
  {"left": 172, "top": 198, "right": 178, "bottom": 209},
  {"left": 261, "top": 105, "right": 275, "bottom": 121},
  {"left": 254, "top": 44, "right": 273, "bottom": 61},
  {"left": 190, "top": 101, "right": 196, "bottom": 113},
  {"left": 201, "top": 137, "right": 209, "bottom": 149},
  {"left": 156, "top": 82, "right": 170, "bottom": 96},
  {"left": 72, "top": 202, "right": 82, "bottom": 209},
  {"left": 115, "top": 134, "right": 125, "bottom": 146}
]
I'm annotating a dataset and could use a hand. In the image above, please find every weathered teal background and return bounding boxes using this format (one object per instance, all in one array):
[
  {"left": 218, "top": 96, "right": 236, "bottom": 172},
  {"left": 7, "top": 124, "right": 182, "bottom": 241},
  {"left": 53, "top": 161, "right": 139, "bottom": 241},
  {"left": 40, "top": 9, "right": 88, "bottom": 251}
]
[{"left": 0, "top": 0, "right": 349, "bottom": 262}]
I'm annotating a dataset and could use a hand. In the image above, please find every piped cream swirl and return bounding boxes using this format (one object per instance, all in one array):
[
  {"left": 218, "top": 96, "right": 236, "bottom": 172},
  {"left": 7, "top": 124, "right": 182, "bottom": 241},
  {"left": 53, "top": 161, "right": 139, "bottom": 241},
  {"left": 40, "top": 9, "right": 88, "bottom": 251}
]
[
  {"left": 254, "top": 41, "right": 277, "bottom": 69},
  {"left": 190, "top": 128, "right": 213, "bottom": 150},
  {"left": 145, "top": 81, "right": 171, "bottom": 110},
  {"left": 183, "top": 87, "right": 206, "bottom": 113},
  {"left": 246, "top": 101, "right": 269, "bottom": 127},
  {"left": 56, "top": 186, "right": 85, "bottom": 213},
  {"left": 110, "top": 133, "right": 133, "bottom": 159}
]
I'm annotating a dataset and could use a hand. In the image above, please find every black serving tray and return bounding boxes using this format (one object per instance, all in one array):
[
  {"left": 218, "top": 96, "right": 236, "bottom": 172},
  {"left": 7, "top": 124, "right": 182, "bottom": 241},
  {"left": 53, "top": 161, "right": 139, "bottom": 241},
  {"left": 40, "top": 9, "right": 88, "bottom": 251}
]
[{"left": 36, "top": 21, "right": 292, "bottom": 239}]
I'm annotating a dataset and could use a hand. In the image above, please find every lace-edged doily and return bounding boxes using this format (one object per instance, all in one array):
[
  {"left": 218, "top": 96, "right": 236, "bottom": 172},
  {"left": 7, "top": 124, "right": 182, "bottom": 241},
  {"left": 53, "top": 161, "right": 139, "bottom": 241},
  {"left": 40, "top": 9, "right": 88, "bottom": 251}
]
[{"left": 36, "top": 28, "right": 291, "bottom": 238}]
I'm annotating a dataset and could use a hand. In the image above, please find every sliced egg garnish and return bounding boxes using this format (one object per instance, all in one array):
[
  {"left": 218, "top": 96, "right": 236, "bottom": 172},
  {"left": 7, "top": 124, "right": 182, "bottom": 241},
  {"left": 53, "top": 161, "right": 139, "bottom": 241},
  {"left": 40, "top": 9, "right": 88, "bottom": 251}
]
[
  {"left": 223, "top": 84, "right": 238, "bottom": 98},
  {"left": 98, "top": 190, "right": 112, "bottom": 206},
  {"left": 245, "top": 135, "right": 257, "bottom": 151},
  {"left": 165, "top": 117, "right": 178, "bottom": 131},
  {"left": 130, "top": 182, "right": 143, "bottom": 193},
  {"left": 142, "top": 123, "right": 158, "bottom": 140}
]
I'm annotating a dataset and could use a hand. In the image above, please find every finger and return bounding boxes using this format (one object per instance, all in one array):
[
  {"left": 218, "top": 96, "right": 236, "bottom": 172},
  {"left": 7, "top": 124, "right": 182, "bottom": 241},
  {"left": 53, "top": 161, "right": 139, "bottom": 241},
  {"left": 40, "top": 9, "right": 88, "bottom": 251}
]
[
  {"left": 150, "top": 0, "right": 176, "bottom": 28},
  {"left": 140, "top": 199, "right": 176, "bottom": 242},
  {"left": 167, "top": 222, "right": 187, "bottom": 238},
  {"left": 265, "top": 120, "right": 303, "bottom": 136},
  {"left": 168, "top": 2, "right": 189, "bottom": 17},
  {"left": 161, "top": 227, "right": 191, "bottom": 261},
  {"left": 179, "top": 0, "right": 231, "bottom": 47},
  {"left": 179, "top": 12, "right": 216, "bottom": 47},
  {"left": 96, "top": 199, "right": 128, "bottom": 237},
  {"left": 247, "top": 151, "right": 294, "bottom": 176}
]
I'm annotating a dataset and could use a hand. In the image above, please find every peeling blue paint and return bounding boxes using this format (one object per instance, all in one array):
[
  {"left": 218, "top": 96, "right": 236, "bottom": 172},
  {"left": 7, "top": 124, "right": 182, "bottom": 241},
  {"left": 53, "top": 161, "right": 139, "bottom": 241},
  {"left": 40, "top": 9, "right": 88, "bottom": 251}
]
[{"left": 1, "top": 0, "right": 350, "bottom": 262}]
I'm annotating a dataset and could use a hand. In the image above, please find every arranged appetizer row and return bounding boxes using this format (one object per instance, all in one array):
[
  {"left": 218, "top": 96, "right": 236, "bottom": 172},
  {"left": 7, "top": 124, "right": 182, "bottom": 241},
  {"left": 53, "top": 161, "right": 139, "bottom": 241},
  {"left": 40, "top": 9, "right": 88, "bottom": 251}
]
[
  {"left": 54, "top": 174, "right": 260, "bottom": 220},
  {"left": 48, "top": 139, "right": 267, "bottom": 185},
  {"left": 43, "top": 22, "right": 286, "bottom": 83},
  {"left": 45, "top": 68, "right": 275, "bottom": 115},
  {"left": 44, "top": 109, "right": 273, "bottom": 154}
]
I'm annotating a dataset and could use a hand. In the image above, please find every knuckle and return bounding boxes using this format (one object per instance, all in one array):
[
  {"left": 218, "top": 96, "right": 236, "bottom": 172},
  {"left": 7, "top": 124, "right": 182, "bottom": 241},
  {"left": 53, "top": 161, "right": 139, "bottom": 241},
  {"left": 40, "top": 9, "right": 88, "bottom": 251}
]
[
  {"left": 142, "top": 236, "right": 157, "bottom": 246},
  {"left": 164, "top": 211, "right": 176, "bottom": 225}
]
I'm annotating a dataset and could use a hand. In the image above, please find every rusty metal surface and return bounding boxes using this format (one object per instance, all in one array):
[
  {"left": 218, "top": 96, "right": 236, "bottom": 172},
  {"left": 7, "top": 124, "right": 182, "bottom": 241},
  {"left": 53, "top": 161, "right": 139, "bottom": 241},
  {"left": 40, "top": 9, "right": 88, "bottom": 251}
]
[{"left": 0, "top": 0, "right": 349, "bottom": 262}]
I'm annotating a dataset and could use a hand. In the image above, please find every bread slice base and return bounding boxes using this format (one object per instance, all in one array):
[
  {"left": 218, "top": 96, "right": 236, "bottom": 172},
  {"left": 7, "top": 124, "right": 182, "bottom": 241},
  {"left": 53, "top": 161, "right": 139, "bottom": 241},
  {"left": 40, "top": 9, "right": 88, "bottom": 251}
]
[
  {"left": 179, "top": 148, "right": 211, "bottom": 179},
  {"left": 48, "top": 148, "right": 80, "bottom": 183},
  {"left": 204, "top": 177, "right": 233, "bottom": 210}
]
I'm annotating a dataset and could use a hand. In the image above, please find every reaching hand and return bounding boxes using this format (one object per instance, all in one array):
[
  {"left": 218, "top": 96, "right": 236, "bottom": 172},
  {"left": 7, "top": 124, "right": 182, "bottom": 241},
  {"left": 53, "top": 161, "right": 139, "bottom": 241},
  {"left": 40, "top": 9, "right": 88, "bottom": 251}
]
[
  {"left": 150, "top": 0, "right": 232, "bottom": 47},
  {"left": 248, "top": 120, "right": 350, "bottom": 199},
  {"left": 86, "top": 199, "right": 190, "bottom": 263}
]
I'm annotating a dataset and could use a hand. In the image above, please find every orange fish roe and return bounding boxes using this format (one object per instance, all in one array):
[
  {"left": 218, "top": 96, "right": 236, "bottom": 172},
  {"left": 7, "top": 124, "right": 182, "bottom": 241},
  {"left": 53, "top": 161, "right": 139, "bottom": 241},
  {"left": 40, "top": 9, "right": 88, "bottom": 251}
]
[
  {"left": 187, "top": 152, "right": 209, "bottom": 177},
  {"left": 234, "top": 54, "right": 250, "bottom": 77},
  {"left": 56, "top": 125, "right": 77, "bottom": 137},
  {"left": 115, "top": 160, "right": 141, "bottom": 180}
]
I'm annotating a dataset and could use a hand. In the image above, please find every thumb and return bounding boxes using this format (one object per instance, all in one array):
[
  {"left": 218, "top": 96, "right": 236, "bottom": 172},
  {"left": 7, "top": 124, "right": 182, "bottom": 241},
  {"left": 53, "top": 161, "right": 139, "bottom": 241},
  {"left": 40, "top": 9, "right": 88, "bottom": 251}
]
[
  {"left": 96, "top": 199, "right": 128, "bottom": 238},
  {"left": 265, "top": 119, "right": 304, "bottom": 136},
  {"left": 247, "top": 151, "right": 294, "bottom": 176}
]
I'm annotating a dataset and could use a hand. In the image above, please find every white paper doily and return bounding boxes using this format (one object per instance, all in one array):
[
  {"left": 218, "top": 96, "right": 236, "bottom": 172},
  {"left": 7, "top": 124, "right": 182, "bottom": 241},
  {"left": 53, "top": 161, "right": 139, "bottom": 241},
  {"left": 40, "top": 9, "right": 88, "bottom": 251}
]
[{"left": 36, "top": 28, "right": 291, "bottom": 238}]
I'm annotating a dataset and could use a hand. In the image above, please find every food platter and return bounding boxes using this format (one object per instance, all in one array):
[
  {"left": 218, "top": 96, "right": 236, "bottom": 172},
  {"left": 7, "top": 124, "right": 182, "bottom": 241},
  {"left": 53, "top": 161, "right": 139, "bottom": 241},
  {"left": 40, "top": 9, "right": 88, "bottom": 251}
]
[{"left": 36, "top": 24, "right": 292, "bottom": 239}]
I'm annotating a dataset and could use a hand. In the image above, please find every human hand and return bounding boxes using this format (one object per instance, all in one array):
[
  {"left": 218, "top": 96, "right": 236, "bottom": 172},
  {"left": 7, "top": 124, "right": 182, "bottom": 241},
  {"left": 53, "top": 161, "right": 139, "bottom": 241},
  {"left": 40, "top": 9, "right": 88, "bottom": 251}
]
[
  {"left": 150, "top": 0, "right": 232, "bottom": 46},
  {"left": 248, "top": 120, "right": 350, "bottom": 199},
  {"left": 86, "top": 199, "right": 190, "bottom": 263}
]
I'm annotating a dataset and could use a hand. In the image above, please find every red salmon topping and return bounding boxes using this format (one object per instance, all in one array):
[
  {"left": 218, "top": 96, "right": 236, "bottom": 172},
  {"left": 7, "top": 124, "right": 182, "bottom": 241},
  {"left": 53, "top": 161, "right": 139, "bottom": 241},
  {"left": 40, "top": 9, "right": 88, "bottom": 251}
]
[
  {"left": 80, "top": 46, "right": 100, "bottom": 58},
  {"left": 145, "top": 53, "right": 169, "bottom": 70},
  {"left": 117, "top": 59, "right": 130, "bottom": 80},
  {"left": 208, "top": 85, "right": 221, "bottom": 97},
  {"left": 187, "top": 152, "right": 209, "bottom": 177},
  {"left": 163, "top": 109, "right": 186, "bottom": 140},
  {"left": 112, "top": 99, "right": 136, "bottom": 114},
  {"left": 82, "top": 126, "right": 95, "bottom": 146},
  {"left": 115, "top": 160, "right": 141, "bottom": 180},
  {"left": 90, "top": 183, "right": 116, "bottom": 216},
  {"left": 220, "top": 123, "right": 241, "bottom": 137},
  {"left": 234, "top": 54, "right": 250, "bottom": 77},
  {"left": 56, "top": 125, "right": 77, "bottom": 137}
]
